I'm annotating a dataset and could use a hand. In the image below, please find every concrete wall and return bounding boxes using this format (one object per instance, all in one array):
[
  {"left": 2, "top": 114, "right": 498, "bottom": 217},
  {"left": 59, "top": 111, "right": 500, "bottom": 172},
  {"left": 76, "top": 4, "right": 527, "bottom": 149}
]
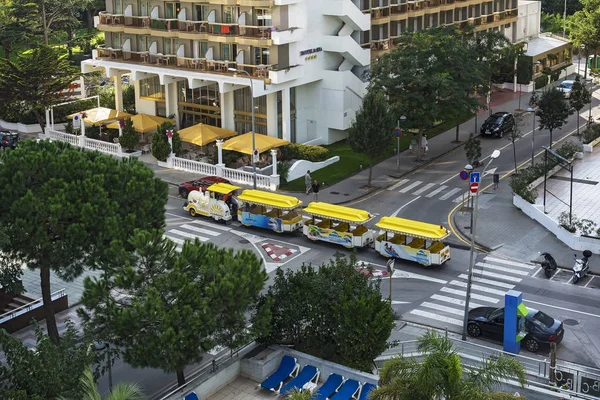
[{"left": 516, "top": 0, "right": 541, "bottom": 43}]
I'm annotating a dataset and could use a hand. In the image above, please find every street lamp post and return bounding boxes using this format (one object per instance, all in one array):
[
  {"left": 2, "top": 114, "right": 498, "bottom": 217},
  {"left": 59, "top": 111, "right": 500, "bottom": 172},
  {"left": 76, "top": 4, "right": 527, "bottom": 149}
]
[
  {"left": 462, "top": 149, "right": 501, "bottom": 341},
  {"left": 397, "top": 116, "right": 406, "bottom": 172},
  {"left": 228, "top": 68, "right": 257, "bottom": 189},
  {"left": 587, "top": 78, "right": 594, "bottom": 126},
  {"left": 527, "top": 107, "right": 536, "bottom": 166}
]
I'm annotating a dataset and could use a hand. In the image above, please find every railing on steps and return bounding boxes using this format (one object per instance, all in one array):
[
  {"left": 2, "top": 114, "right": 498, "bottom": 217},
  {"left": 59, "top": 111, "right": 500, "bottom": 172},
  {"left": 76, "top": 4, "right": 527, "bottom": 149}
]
[
  {"left": 172, "top": 157, "right": 217, "bottom": 176},
  {"left": 0, "top": 289, "right": 66, "bottom": 325}
]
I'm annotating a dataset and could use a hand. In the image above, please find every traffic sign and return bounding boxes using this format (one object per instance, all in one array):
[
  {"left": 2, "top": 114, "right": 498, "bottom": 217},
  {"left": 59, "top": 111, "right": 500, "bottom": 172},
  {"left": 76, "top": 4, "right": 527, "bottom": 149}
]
[
  {"left": 470, "top": 182, "right": 479, "bottom": 193},
  {"left": 470, "top": 172, "right": 481, "bottom": 183},
  {"left": 459, "top": 170, "right": 469, "bottom": 180},
  {"left": 252, "top": 148, "right": 259, "bottom": 163},
  {"left": 394, "top": 127, "right": 402, "bottom": 137},
  {"left": 386, "top": 258, "right": 395, "bottom": 273}
]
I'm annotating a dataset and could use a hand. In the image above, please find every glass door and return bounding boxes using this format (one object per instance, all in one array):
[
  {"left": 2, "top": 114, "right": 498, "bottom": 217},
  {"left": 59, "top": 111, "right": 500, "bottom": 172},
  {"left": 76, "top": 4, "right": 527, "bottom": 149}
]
[
  {"left": 138, "top": 35, "right": 150, "bottom": 51},
  {"left": 112, "top": 32, "right": 122, "bottom": 48},
  {"left": 255, "top": 8, "right": 271, "bottom": 26},
  {"left": 165, "top": 2, "right": 181, "bottom": 18},
  {"left": 221, "top": 44, "right": 237, "bottom": 61},
  {"left": 138, "top": 0, "right": 151, "bottom": 16},
  {"left": 194, "top": 4, "right": 210, "bottom": 20},
  {"left": 114, "top": 0, "right": 124, "bottom": 14},
  {"left": 164, "top": 38, "right": 178, "bottom": 55},
  {"left": 222, "top": 6, "right": 236, "bottom": 23},
  {"left": 253, "top": 47, "right": 269, "bottom": 65}
]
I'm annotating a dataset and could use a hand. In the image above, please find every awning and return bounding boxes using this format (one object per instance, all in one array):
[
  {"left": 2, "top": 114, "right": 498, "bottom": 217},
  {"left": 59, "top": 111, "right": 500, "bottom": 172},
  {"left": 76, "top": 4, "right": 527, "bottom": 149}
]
[
  {"left": 238, "top": 189, "right": 302, "bottom": 210},
  {"left": 105, "top": 114, "right": 175, "bottom": 133},
  {"left": 303, "top": 202, "right": 374, "bottom": 224},
  {"left": 525, "top": 36, "right": 570, "bottom": 58},
  {"left": 207, "top": 183, "right": 241, "bottom": 194},
  {"left": 67, "top": 107, "right": 132, "bottom": 126},
  {"left": 375, "top": 216, "right": 450, "bottom": 240},
  {"left": 221, "top": 132, "right": 290, "bottom": 155},
  {"left": 178, "top": 124, "right": 237, "bottom": 146}
]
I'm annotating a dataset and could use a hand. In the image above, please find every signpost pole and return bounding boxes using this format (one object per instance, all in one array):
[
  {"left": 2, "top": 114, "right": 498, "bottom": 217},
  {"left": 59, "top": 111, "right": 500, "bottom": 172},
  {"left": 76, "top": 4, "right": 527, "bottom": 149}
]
[
  {"left": 396, "top": 122, "right": 401, "bottom": 172},
  {"left": 387, "top": 259, "right": 395, "bottom": 302}
]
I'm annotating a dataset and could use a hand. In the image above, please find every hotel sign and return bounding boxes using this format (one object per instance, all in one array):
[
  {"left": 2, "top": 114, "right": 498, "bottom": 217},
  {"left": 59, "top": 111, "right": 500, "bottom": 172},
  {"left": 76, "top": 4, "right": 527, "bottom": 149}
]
[{"left": 300, "top": 47, "right": 322, "bottom": 56}]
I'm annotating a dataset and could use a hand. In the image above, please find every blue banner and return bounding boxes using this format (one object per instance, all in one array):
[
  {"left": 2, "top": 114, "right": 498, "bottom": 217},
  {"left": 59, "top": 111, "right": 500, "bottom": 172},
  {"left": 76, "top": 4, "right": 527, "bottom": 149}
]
[{"left": 241, "top": 212, "right": 282, "bottom": 232}]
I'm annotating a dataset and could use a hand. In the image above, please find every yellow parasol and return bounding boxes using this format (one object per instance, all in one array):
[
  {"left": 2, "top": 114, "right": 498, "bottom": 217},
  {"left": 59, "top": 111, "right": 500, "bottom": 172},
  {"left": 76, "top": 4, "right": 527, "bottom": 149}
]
[
  {"left": 221, "top": 132, "right": 290, "bottom": 155},
  {"left": 67, "top": 107, "right": 132, "bottom": 126},
  {"left": 106, "top": 114, "right": 175, "bottom": 133},
  {"left": 178, "top": 124, "right": 237, "bottom": 146}
]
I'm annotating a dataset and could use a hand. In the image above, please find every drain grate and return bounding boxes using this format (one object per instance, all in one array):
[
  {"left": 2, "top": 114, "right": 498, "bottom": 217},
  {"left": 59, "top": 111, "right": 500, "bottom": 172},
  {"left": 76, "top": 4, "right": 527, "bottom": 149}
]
[
  {"left": 331, "top": 191, "right": 340, "bottom": 195},
  {"left": 563, "top": 319, "right": 579, "bottom": 326},
  {"left": 238, "top": 239, "right": 249, "bottom": 244}
]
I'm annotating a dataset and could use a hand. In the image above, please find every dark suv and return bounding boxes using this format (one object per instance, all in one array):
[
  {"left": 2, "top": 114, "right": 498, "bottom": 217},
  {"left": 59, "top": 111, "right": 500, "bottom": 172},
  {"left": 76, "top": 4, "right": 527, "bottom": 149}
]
[
  {"left": 0, "top": 131, "right": 19, "bottom": 149},
  {"left": 480, "top": 112, "right": 515, "bottom": 138}
]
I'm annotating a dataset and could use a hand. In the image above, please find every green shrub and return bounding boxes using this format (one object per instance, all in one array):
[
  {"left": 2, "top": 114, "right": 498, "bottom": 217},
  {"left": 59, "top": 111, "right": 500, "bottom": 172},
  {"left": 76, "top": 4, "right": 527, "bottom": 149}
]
[
  {"left": 582, "top": 124, "right": 600, "bottom": 144},
  {"left": 119, "top": 119, "right": 139, "bottom": 150},
  {"left": 535, "top": 76, "right": 548, "bottom": 90},
  {"left": 558, "top": 211, "right": 577, "bottom": 233},
  {"left": 65, "top": 119, "right": 74, "bottom": 134},
  {"left": 86, "top": 125, "right": 100, "bottom": 139},
  {"left": 151, "top": 131, "right": 171, "bottom": 161},
  {"left": 555, "top": 141, "right": 581, "bottom": 159},
  {"left": 281, "top": 143, "right": 329, "bottom": 162},
  {"left": 278, "top": 161, "right": 291, "bottom": 183}
]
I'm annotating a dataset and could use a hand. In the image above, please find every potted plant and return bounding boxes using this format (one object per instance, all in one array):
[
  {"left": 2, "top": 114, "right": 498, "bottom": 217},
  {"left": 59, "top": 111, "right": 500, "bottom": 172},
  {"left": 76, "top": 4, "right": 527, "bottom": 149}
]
[{"left": 118, "top": 118, "right": 139, "bottom": 153}]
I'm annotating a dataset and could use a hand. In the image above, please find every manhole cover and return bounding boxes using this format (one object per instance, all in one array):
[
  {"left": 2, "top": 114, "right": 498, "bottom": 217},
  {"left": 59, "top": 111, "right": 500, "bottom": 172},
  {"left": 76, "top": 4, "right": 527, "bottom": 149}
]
[
  {"left": 331, "top": 191, "right": 340, "bottom": 195},
  {"left": 344, "top": 193, "right": 350, "bottom": 196},
  {"left": 563, "top": 319, "right": 579, "bottom": 326},
  {"left": 238, "top": 239, "right": 249, "bottom": 244}
]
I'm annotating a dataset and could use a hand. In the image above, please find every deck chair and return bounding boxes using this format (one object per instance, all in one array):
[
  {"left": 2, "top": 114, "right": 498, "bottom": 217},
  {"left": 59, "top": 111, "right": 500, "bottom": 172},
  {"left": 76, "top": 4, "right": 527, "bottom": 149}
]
[
  {"left": 183, "top": 392, "right": 199, "bottom": 400},
  {"left": 358, "top": 383, "right": 377, "bottom": 400},
  {"left": 330, "top": 379, "right": 360, "bottom": 400},
  {"left": 310, "top": 373, "right": 344, "bottom": 400},
  {"left": 279, "top": 365, "right": 320, "bottom": 395},
  {"left": 259, "top": 355, "right": 299, "bottom": 392}
]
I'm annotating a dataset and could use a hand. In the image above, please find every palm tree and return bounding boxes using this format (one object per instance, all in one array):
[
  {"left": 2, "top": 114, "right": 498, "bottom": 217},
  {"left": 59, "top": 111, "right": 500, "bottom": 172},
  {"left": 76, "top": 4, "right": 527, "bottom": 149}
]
[
  {"left": 59, "top": 367, "right": 146, "bottom": 400},
  {"left": 370, "top": 330, "right": 527, "bottom": 400}
]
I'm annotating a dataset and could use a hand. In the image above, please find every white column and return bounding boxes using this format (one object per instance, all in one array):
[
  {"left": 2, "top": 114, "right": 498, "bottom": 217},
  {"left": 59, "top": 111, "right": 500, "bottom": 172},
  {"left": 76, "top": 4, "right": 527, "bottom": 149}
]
[
  {"left": 164, "top": 82, "right": 179, "bottom": 127},
  {"left": 114, "top": 74, "right": 124, "bottom": 112},
  {"left": 271, "top": 149, "right": 278, "bottom": 176},
  {"left": 220, "top": 90, "right": 235, "bottom": 130},
  {"left": 216, "top": 139, "right": 224, "bottom": 166},
  {"left": 45, "top": 109, "right": 51, "bottom": 133},
  {"left": 133, "top": 79, "right": 142, "bottom": 112},
  {"left": 266, "top": 92, "right": 278, "bottom": 137},
  {"left": 281, "top": 88, "right": 291, "bottom": 142}
]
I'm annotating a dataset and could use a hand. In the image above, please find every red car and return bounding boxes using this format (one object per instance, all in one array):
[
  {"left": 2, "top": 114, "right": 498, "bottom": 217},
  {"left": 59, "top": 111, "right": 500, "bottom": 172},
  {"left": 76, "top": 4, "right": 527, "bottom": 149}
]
[{"left": 178, "top": 176, "right": 229, "bottom": 198}]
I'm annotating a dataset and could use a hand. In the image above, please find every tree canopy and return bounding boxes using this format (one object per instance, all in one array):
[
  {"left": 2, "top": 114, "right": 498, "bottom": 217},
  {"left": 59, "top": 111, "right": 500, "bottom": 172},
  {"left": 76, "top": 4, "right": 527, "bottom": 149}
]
[
  {"left": 0, "top": 140, "right": 168, "bottom": 344},
  {"left": 255, "top": 254, "right": 395, "bottom": 372},
  {"left": 569, "top": 75, "right": 592, "bottom": 135},
  {"left": 80, "top": 232, "right": 267, "bottom": 387},
  {"left": 568, "top": 0, "right": 600, "bottom": 72},
  {"left": 348, "top": 89, "right": 396, "bottom": 186},
  {"left": 58, "top": 367, "right": 146, "bottom": 400},
  {"left": 370, "top": 330, "right": 527, "bottom": 400},
  {"left": 536, "top": 86, "right": 573, "bottom": 148}
]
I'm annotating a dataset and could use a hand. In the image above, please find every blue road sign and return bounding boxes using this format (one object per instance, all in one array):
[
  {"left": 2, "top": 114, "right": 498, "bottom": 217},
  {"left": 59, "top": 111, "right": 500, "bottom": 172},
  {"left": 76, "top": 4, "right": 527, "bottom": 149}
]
[
  {"left": 470, "top": 172, "right": 480, "bottom": 183},
  {"left": 394, "top": 127, "right": 402, "bottom": 137},
  {"left": 459, "top": 170, "right": 469, "bottom": 180}
]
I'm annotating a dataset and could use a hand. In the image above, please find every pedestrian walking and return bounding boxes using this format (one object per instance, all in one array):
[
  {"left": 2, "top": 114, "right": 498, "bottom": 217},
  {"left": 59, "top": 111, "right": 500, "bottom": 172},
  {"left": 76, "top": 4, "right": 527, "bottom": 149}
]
[
  {"left": 493, "top": 173, "right": 500, "bottom": 190},
  {"left": 305, "top": 170, "right": 312, "bottom": 194},
  {"left": 312, "top": 180, "right": 321, "bottom": 202},
  {"left": 421, "top": 134, "right": 429, "bottom": 156},
  {"left": 410, "top": 134, "right": 418, "bottom": 155}
]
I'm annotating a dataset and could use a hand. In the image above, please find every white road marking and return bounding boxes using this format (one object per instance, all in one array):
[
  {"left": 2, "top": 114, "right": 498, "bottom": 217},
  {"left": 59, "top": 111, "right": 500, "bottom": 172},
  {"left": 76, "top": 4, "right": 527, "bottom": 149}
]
[
  {"left": 399, "top": 181, "right": 422, "bottom": 193},
  {"left": 440, "top": 287, "right": 499, "bottom": 303},
  {"left": 484, "top": 256, "right": 536, "bottom": 269},
  {"left": 431, "top": 294, "right": 484, "bottom": 309},
  {"left": 584, "top": 276, "right": 595, "bottom": 288},
  {"left": 165, "top": 212, "right": 232, "bottom": 232},
  {"left": 439, "top": 187, "right": 462, "bottom": 201},
  {"left": 449, "top": 280, "right": 507, "bottom": 296},
  {"left": 388, "top": 179, "right": 410, "bottom": 191},
  {"left": 421, "top": 301, "right": 464, "bottom": 316},
  {"left": 409, "top": 309, "right": 463, "bottom": 326},
  {"left": 532, "top": 267, "right": 542, "bottom": 278},
  {"left": 475, "top": 262, "right": 530, "bottom": 276},
  {"left": 180, "top": 224, "right": 221, "bottom": 236},
  {"left": 425, "top": 185, "right": 448, "bottom": 198},
  {"left": 167, "top": 236, "right": 185, "bottom": 247},
  {"left": 412, "top": 183, "right": 436, "bottom": 195},
  {"left": 472, "top": 269, "right": 522, "bottom": 282},
  {"left": 525, "top": 300, "right": 600, "bottom": 319},
  {"left": 452, "top": 192, "right": 470, "bottom": 203},
  {"left": 391, "top": 196, "right": 422, "bottom": 217},
  {"left": 362, "top": 262, "right": 448, "bottom": 284},
  {"left": 167, "top": 229, "right": 210, "bottom": 242},
  {"left": 458, "top": 274, "right": 515, "bottom": 289},
  {"left": 391, "top": 300, "right": 411, "bottom": 305}
]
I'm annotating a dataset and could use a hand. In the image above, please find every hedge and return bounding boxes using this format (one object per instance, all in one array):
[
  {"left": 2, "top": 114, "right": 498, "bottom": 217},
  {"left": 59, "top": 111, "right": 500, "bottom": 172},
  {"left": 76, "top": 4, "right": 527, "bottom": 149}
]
[
  {"left": 281, "top": 143, "right": 329, "bottom": 162},
  {"left": 582, "top": 124, "right": 600, "bottom": 144}
]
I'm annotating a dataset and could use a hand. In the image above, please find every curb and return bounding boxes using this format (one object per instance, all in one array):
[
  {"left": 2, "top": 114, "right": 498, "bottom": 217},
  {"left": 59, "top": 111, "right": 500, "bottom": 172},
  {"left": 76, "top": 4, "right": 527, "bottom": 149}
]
[{"left": 451, "top": 209, "right": 493, "bottom": 253}]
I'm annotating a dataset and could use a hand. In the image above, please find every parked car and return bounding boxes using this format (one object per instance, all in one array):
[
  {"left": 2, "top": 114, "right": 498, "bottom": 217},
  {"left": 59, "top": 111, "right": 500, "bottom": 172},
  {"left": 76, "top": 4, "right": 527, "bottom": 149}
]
[
  {"left": 0, "top": 131, "right": 19, "bottom": 149},
  {"left": 480, "top": 112, "right": 515, "bottom": 138},
  {"left": 178, "top": 176, "right": 230, "bottom": 198},
  {"left": 557, "top": 80, "right": 574, "bottom": 98},
  {"left": 467, "top": 306, "right": 564, "bottom": 352}
]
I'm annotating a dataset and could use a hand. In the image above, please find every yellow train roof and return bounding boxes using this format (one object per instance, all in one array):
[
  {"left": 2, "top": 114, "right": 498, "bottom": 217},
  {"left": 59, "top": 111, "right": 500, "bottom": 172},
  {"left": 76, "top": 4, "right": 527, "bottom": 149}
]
[
  {"left": 303, "top": 202, "right": 374, "bottom": 224},
  {"left": 237, "top": 189, "right": 302, "bottom": 210},
  {"left": 207, "top": 182, "right": 241, "bottom": 194},
  {"left": 375, "top": 216, "right": 450, "bottom": 240}
]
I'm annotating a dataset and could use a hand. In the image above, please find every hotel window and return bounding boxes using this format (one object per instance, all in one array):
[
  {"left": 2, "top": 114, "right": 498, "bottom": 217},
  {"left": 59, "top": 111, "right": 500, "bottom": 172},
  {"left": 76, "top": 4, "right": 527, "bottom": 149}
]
[
  {"left": 140, "top": 76, "right": 164, "bottom": 99},
  {"left": 194, "top": 4, "right": 210, "bottom": 20},
  {"left": 164, "top": 38, "right": 178, "bottom": 55},
  {"left": 114, "top": 0, "right": 124, "bottom": 14},
  {"left": 138, "top": 0, "right": 151, "bottom": 15},
  {"left": 254, "top": 47, "right": 269, "bottom": 65},
  {"left": 254, "top": 8, "right": 271, "bottom": 26},
  {"left": 138, "top": 35, "right": 151, "bottom": 51},
  {"left": 111, "top": 32, "right": 122, "bottom": 48},
  {"left": 165, "top": 2, "right": 180, "bottom": 18},
  {"left": 221, "top": 44, "right": 237, "bottom": 61},
  {"left": 222, "top": 6, "right": 236, "bottom": 23}
]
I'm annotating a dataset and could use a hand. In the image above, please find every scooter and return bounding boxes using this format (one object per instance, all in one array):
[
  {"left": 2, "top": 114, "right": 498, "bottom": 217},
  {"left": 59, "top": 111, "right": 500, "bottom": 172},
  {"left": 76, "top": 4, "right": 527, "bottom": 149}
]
[
  {"left": 572, "top": 250, "right": 593, "bottom": 284},
  {"left": 540, "top": 252, "right": 558, "bottom": 278}
]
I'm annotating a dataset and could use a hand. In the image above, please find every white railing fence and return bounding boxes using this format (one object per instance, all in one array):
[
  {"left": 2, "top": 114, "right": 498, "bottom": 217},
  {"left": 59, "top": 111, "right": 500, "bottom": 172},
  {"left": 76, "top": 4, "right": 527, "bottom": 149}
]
[
  {"left": 172, "top": 157, "right": 217, "bottom": 176},
  {"left": 83, "top": 136, "right": 121, "bottom": 155},
  {"left": 46, "top": 129, "right": 79, "bottom": 146},
  {"left": 222, "top": 167, "right": 272, "bottom": 189}
]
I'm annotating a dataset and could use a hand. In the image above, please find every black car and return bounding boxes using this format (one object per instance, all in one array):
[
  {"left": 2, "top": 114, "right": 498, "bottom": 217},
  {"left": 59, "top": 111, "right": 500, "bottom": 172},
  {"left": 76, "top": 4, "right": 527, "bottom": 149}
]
[
  {"left": 480, "top": 112, "right": 515, "bottom": 138},
  {"left": 0, "top": 131, "right": 19, "bottom": 149},
  {"left": 467, "top": 306, "right": 564, "bottom": 353}
]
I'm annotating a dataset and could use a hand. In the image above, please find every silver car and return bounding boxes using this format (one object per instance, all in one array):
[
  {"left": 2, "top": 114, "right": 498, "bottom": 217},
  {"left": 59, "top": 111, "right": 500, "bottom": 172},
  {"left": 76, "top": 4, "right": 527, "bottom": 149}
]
[{"left": 557, "top": 80, "right": 574, "bottom": 98}]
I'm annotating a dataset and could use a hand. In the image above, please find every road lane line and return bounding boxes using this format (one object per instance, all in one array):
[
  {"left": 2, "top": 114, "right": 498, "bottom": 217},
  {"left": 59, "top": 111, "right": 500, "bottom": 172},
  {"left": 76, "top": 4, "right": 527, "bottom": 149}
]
[
  {"left": 180, "top": 224, "right": 221, "bottom": 236},
  {"left": 166, "top": 236, "right": 185, "bottom": 248},
  {"left": 484, "top": 256, "right": 536, "bottom": 269},
  {"left": 425, "top": 185, "right": 448, "bottom": 198},
  {"left": 473, "top": 270, "right": 522, "bottom": 282},
  {"left": 439, "top": 187, "right": 462, "bottom": 201},
  {"left": 449, "top": 280, "right": 507, "bottom": 296},
  {"left": 431, "top": 294, "right": 484, "bottom": 309},
  {"left": 475, "top": 262, "right": 530, "bottom": 276},
  {"left": 524, "top": 300, "right": 600, "bottom": 319},
  {"left": 458, "top": 274, "right": 515, "bottom": 289},
  {"left": 409, "top": 309, "right": 463, "bottom": 326},
  {"left": 440, "top": 287, "right": 499, "bottom": 303},
  {"left": 387, "top": 179, "right": 410, "bottom": 191},
  {"left": 421, "top": 302, "right": 464, "bottom": 316},
  {"left": 391, "top": 196, "right": 422, "bottom": 217},
  {"left": 412, "top": 183, "right": 436, "bottom": 195},
  {"left": 399, "top": 181, "right": 422, "bottom": 193},
  {"left": 167, "top": 229, "right": 210, "bottom": 242}
]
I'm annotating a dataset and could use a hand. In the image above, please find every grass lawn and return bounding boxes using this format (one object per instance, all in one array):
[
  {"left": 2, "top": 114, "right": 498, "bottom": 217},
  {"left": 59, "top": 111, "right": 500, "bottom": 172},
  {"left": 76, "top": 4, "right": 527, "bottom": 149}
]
[{"left": 280, "top": 117, "right": 471, "bottom": 191}]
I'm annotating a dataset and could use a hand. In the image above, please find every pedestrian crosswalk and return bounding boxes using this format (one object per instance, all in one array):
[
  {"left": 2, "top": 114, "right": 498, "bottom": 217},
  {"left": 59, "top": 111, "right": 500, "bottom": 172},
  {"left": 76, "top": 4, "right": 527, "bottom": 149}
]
[
  {"left": 405, "top": 255, "right": 536, "bottom": 330},
  {"left": 164, "top": 221, "right": 232, "bottom": 249},
  {"left": 387, "top": 178, "right": 474, "bottom": 203}
]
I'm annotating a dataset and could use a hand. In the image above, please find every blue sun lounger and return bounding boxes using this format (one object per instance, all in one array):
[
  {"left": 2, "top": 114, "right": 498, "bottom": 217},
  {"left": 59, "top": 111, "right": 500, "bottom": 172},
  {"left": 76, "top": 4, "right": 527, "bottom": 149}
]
[
  {"left": 183, "top": 392, "right": 199, "bottom": 400},
  {"left": 310, "top": 373, "right": 344, "bottom": 400},
  {"left": 259, "top": 355, "right": 299, "bottom": 392},
  {"left": 330, "top": 379, "right": 360, "bottom": 400},
  {"left": 279, "top": 365, "right": 320, "bottom": 395},
  {"left": 358, "top": 383, "right": 377, "bottom": 400}
]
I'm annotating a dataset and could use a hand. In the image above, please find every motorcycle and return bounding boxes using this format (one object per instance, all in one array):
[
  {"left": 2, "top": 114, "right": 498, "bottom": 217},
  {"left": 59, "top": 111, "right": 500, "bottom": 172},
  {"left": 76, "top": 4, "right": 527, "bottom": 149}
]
[
  {"left": 540, "top": 252, "right": 558, "bottom": 278},
  {"left": 572, "top": 250, "right": 593, "bottom": 284}
]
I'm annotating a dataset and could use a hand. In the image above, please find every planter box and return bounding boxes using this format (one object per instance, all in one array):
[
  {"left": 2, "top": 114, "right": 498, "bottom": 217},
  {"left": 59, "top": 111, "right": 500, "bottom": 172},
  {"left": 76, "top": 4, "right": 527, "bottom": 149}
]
[{"left": 583, "top": 136, "right": 600, "bottom": 152}]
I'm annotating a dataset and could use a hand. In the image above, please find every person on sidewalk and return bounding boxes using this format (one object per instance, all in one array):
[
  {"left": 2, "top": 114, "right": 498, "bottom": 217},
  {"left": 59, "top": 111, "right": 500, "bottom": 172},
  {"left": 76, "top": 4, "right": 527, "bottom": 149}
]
[
  {"left": 410, "top": 134, "right": 418, "bottom": 155},
  {"left": 421, "top": 134, "right": 429, "bottom": 156},
  {"left": 312, "top": 180, "right": 321, "bottom": 202},
  {"left": 493, "top": 173, "right": 499, "bottom": 190},
  {"left": 305, "top": 170, "right": 312, "bottom": 194}
]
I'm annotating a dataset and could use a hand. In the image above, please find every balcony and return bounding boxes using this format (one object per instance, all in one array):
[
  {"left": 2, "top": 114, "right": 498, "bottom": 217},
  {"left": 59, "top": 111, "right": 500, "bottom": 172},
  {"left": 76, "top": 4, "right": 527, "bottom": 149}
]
[
  {"left": 178, "top": 20, "right": 209, "bottom": 33},
  {"left": 370, "top": 38, "right": 391, "bottom": 58},
  {"left": 208, "top": 23, "right": 240, "bottom": 36},
  {"left": 271, "top": 27, "right": 303, "bottom": 45},
  {"left": 268, "top": 64, "right": 304, "bottom": 84},
  {"left": 124, "top": 15, "right": 151, "bottom": 29},
  {"left": 371, "top": 7, "right": 391, "bottom": 23},
  {"left": 151, "top": 18, "right": 179, "bottom": 31},
  {"left": 239, "top": 25, "right": 272, "bottom": 40},
  {"left": 99, "top": 12, "right": 125, "bottom": 26},
  {"left": 97, "top": 46, "right": 124, "bottom": 60}
]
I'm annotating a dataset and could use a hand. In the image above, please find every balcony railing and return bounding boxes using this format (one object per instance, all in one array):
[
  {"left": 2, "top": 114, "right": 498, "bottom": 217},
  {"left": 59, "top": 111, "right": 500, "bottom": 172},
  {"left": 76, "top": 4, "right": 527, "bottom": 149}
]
[
  {"left": 151, "top": 18, "right": 179, "bottom": 31},
  {"left": 99, "top": 12, "right": 125, "bottom": 25},
  {"left": 371, "top": 7, "right": 391, "bottom": 19},
  {"left": 123, "top": 50, "right": 149, "bottom": 62},
  {"left": 178, "top": 20, "right": 209, "bottom": 33},
  {"left": 124, "top": 16, "right": 151, "bottom": 28},
  {"left": 371, "top": 38, "right": 390, "bottom": 51},
  {"left": 97, "top": 46, "right": 123, "bottom": 59},
  {"left": 207, "top": 23, "right": 239, "bottom": 36},
  {"left": 239, "top": 25, "right": 273, "bottom": 39}
]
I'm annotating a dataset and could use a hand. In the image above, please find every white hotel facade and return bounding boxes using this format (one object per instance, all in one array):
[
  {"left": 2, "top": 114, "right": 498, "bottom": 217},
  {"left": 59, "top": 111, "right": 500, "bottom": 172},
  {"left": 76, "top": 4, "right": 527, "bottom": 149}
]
[{"left": 84, "top": 0, "right": 370, "bottom": 145}]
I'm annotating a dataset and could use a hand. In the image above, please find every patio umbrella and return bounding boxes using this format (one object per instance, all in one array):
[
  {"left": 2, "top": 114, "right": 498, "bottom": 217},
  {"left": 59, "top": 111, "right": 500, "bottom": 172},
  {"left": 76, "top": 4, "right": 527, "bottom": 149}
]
[
  {"left": 106, "top": 114, "right": 175, "bottom": 133},
  {"left": 67, "top": 107, "right": 132, "bottom": 126},
  {"left": 178, "top": 124, "right": 237, "bottom": 146},
  {"left": 221, "top": 132, "right": 290, "bottom": 155}
]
